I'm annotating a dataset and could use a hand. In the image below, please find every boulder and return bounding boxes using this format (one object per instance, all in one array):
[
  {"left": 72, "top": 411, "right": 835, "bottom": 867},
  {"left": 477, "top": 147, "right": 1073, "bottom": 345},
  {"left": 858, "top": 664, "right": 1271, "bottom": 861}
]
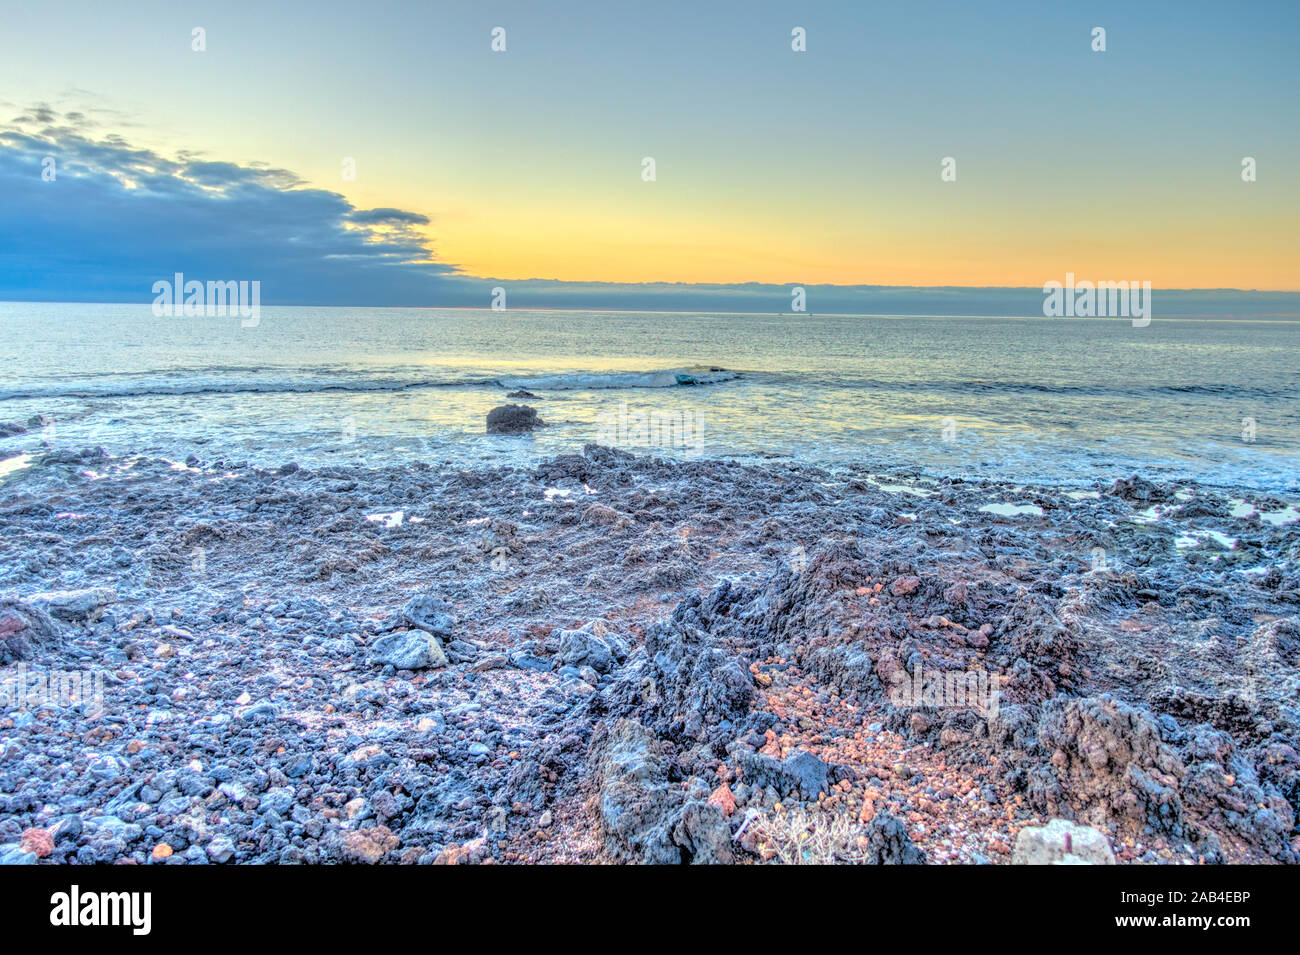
[
  {"left": 401, "top": 594, "right": 457, "bottom": 637},
  {"left": 554, "top": 620, "right": 628, "bottom": 673},
  {"left": 865, "top": 812, "right": 928, "bottom": 864},
  {"left": 641, "top": 590, "right": 755, "bottom": 744},
  {"left": 1029, "top": 695, "right": 1186, "bottom": 837},
  {"left": 334, "top": 825, "right": 400, "bottom": 864},
  {"left": 672, "top": 800, "right": 735, "bottom": 864},
  {"left": 486, "top": 404, "right": 544, "bottom": 434},
  {"left": 737, "top": 749, "right": 829, "bottom": 801},
  {"left": 589, "top": 719, "right": 743, "bottom": 865},
  {"left": 0, "top": 598, "right": 62, "bottom": 663},
  {"left": 0, "top": 844, "right": 37, "bottom": 865},
  {"left": 19, "top": 828, "right": 53, "bottom": 859},
  {"left": 592, "top": 719, "right": 684, "bottom": 864},
  {"left": 27, "top": 587, "right": 116, "bottom": 622},
  {"left": 369, "top": 630, "right": 448, "bottom": 670},
  {"left": 207, "top": 835, "right": 236, "bottom": 863},
  {"left": 1012, "top": 819, "right": 1116, "bottom": 865}
]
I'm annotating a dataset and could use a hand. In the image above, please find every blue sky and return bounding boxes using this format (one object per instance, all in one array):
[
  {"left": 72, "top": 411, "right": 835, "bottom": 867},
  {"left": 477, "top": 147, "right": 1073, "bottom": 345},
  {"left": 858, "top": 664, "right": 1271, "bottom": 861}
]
[{"left": 1, "top": 0, "right": 1297, "bottom": 308}]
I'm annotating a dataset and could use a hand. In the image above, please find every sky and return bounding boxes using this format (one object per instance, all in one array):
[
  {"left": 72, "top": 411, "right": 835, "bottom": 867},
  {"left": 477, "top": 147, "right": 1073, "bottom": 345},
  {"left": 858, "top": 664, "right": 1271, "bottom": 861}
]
[{"left": 1, "top": 0, "right": 1298, "bottom": 308}]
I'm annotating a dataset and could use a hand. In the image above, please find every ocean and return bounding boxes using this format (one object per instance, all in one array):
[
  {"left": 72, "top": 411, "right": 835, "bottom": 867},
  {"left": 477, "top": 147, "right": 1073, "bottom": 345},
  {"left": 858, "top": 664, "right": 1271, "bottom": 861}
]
[{"left": 1, "top": 302, "right": 1297, "bottom": 490}]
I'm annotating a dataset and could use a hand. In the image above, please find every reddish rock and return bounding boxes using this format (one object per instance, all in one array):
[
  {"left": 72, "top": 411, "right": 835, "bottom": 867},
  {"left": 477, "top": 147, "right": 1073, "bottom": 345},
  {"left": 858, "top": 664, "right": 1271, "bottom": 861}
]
[
  {"left": 20, "top": 828, "right": 53, "bottom": 859},
  {"left": 432, "top": 845, "right": 463, "bottom": 865},
  {"left": 707, "top": 783, "right": 737, "bottom": 818},
  {"left": 339, "top": 825, "right": 400, "bottom": 863},
  {"left": 891, "top": 576, "right": 921, "bottom": 597}
]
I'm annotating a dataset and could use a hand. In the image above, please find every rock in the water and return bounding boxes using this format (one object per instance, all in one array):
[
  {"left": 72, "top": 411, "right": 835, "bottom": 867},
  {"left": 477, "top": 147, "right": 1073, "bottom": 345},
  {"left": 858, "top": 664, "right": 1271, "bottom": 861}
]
[
  {"left": 486, "top": 404, "right": 544, "bottom": 434},
  {"left": 368, "top": 630, "right": 448, "bottom": 670},
  {"left": 1012, "top": 819, "right": 1116, "bottom": 865}
]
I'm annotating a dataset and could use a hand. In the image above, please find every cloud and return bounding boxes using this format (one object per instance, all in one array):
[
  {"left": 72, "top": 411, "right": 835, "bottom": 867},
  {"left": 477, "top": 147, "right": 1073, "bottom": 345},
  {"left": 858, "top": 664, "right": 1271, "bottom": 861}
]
[
  {"left": 348, "top": 208, "right": 430, "bottom": 226},
  {"left": 0, "top": 106, "right": 474, "bottom": 305}
]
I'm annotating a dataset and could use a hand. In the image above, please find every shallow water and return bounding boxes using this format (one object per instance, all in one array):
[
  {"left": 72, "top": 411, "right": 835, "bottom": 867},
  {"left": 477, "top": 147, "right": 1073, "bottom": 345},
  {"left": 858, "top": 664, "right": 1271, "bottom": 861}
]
[{"left": 1, "top": 303, "right": 1296, "bottom": 490}]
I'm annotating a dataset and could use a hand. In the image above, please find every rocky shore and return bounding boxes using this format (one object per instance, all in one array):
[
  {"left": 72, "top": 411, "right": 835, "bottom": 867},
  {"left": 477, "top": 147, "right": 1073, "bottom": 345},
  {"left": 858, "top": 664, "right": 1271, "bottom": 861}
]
[{"left": 0, "top": 443, "right": 1297, "bottom": 864}]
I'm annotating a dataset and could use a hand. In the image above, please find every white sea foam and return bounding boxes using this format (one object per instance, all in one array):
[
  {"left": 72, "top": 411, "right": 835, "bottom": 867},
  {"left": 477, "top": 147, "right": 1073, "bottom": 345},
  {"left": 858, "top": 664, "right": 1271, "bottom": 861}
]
[
  {"left": 979, "top": 502, "right": 1044, "bottom": 517},
  {"left": 500, "top": 368, "right": 739, "bottom": 391}
]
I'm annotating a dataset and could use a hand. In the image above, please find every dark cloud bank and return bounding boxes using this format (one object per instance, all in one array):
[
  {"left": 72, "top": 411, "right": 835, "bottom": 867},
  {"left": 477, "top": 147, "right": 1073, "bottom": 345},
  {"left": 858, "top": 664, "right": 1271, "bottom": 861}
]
[{"left": 2, "top": 109, "right": 1296, "bottom": 317}]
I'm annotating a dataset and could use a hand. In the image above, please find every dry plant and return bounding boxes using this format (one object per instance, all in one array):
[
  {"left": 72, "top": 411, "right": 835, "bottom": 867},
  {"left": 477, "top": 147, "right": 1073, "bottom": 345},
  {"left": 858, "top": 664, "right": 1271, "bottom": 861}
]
[{"left": 746, "top": 807, "right": 873, "bottom": 865}]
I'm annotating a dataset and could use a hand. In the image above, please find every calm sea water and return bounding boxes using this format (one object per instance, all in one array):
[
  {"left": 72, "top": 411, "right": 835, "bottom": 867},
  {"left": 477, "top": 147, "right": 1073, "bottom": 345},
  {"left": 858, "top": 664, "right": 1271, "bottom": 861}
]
[{"left": 0, "top": 303, "right": 1296, "bottom": 490}]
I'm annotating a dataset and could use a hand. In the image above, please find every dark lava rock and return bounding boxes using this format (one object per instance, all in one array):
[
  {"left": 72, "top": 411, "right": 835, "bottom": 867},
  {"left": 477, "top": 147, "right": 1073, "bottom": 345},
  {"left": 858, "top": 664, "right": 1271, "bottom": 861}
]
[
  {"left": 401, "top": 594, "right": 457, "bottom": 636},
  {"left": 992, "top": 591, "right": 1082, "bottom": 696},
  {"left": 486, "top": 404, "right": 544, "bottom": 434},
  {"left": 672, "top": 799, "right": 734, "bottom": 864},
  {"left": 736, "top": 749, "right": 829, "bottom": 801},
  {"left": 589, "top": 716, "right": 733, "bottom": 864},
  {"left": 534, "top": 452, "right": 592, "bottom": 482},
  {"left": 865, "top": 811, "right": 928, "bottom": 864},
  {"left": 1108, "top": 474, "right": 1168, "bottom": 503},
  {"left": 553, "top": 621, "right": 628, "bottom": 674},
  {"left": 590, "top": 718, "right": 687, "bottom": 864},
  {"left": 0, "top": 599, "right": 62, "bottom": 664},
  {"left": 1027, "top": 695, "right": 1188, "bottom": 837},
  {"left": 641, "top": 586, "right": 755, "bottom": 747}
]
